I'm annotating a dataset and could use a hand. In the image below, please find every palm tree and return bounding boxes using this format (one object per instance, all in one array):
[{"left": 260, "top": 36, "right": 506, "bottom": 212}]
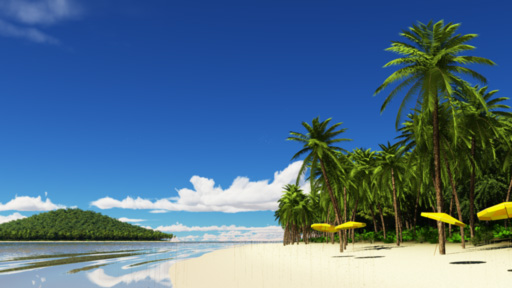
[
  {"left": 375, "top": 20, "right": 495, "bottom": 254},
  {"left": 374, "top": 142, "right": 405, "bottom": 246},
  {"left": 287, "top": 117, "right": 351, "bottom": 230},
  {"left": 275, "top": 184, "right": 306, "bottom": 245},
  {"left": 454, "top": 85, "right": 512, "bottom": 237}
]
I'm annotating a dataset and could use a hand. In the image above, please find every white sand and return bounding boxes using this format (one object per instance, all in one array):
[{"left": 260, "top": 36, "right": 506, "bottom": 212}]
[{"left": 169, "top": 241, "right": 512, "bottom": 288}]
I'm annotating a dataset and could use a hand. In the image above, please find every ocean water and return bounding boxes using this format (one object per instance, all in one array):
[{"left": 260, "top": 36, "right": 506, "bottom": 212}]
[{"left": 0, "top": 242, "right": 244, "bottom": 288}]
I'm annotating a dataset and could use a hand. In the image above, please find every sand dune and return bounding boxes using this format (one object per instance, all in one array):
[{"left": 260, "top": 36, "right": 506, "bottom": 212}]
[{"left": 170, "top": 242, "right": 512, "bottom": 288}]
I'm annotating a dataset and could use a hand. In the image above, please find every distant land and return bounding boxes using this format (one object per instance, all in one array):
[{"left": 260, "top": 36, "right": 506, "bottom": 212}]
[{"left": 0, "top": 209, "right": 173, "bottom": 241}]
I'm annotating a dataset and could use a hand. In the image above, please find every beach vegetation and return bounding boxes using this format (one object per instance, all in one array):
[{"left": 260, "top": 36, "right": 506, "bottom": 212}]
[
  {"left": 0, "top": 208, "right": 173, "bottom": 241},
  {"left": 282, "top": 19, "right": 512, "bottom": 254}
]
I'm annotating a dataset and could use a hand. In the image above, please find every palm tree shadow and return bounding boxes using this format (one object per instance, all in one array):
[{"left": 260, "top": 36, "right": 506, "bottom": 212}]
[{"left": 449, "top": 261, "right": 486, "bottom": 265}]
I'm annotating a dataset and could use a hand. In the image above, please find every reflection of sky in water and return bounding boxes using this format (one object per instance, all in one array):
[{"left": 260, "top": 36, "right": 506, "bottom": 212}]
[{"left": 0, "top": 242, "right": 242, "bottom": 287}]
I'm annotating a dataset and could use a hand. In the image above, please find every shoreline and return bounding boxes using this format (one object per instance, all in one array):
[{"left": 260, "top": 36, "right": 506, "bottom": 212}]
[{"left": 170, "top": 241, "right": 512, "bottom": 288}]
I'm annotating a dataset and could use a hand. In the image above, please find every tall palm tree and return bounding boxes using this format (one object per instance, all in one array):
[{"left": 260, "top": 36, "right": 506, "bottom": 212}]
[
  {"left": 287, "top": 117, "right": 351, "bottom": 230},
  {"left": 374, "top": 142, "right": 405, "bottom": 246},
  {"left": 454, "top": 85, "right": 512, "bottom": 237},
  {"left": 375, "top": 20, "right": 495, "bottom": 254}
]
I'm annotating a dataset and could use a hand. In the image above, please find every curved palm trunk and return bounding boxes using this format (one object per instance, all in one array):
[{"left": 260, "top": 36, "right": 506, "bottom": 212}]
[
  {"left": 469, "top": 137, "right": 476, "bottom": 239},
  {"left": 433, "top": 97, "right": 446, "bottom": 255},
  {"left": 319, "top": 159, "right": 343, "bottom": 252},
  {"left": 391, "top": 168, "right": 400, "bottom": 246},
  {"left": 444, "top": 153, "right": 465, "bottom": 248}
]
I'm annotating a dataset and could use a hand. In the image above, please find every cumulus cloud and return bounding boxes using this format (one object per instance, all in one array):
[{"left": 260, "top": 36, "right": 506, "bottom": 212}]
[
  {"left": 118, "top": 217, "right": 145, "bottom": 223},
  {"left": 0, "top": 0, "right": 82, "bottom": 25},
  {"left": 0, "top": 212, "right": 27, "bottom": 224},
  {"left": 155, "top": 222, "right": 282, "bottom": 233},
  {"left": 91, "top": 161, "right": 309, "bottom": 213},
  {"left": 155, "top": 223, "right": 283, "bottom": 242},
  {"left": 0, "top": 0, "right": 82, "bottom": 44},
  {"left": 0, "top": 195, "right": 66, "bottom": 211}
]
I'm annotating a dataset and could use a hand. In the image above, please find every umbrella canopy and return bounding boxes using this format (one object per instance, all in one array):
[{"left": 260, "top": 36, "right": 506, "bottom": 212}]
[
  {"left": 421, "top": 212, "right": 466, "bottom": 228},
  {"left": 477, "top": 202, "right": 512, "bottom": 221},
  {"left": 334, "top": 221, "right": 366, "bottom": 230},
  {"left": 311, "top": 223, "right": 338, "bottom": 233}
]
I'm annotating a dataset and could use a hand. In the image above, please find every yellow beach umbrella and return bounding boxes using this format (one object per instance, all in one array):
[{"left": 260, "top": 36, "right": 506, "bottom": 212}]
[
  {"left": 334, "top": 221, "right": 366, "bottom": 231},
  {"left": 421, "top": 212, "right": 466, "bottom": 227},
  {"left": 477, "top": 202, "right": 512, "bottom": 221},
  {"left": 311, "top": 223, "right": 338, "bottom": 233}
]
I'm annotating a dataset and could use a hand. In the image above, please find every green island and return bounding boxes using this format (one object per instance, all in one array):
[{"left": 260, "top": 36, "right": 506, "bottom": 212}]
[{"left": 0, "top": 208, "right": 173, "bottom": 241}]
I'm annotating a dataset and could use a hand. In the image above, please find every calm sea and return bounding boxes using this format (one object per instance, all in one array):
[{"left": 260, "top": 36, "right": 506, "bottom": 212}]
[{"left": 0, "top": 241, "right": 246, "bottom": 287}]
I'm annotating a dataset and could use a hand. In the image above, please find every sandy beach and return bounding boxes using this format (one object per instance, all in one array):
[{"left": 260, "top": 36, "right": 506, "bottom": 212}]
[{"left": 170, "top": 241, "right": 512, "bottom": 288}]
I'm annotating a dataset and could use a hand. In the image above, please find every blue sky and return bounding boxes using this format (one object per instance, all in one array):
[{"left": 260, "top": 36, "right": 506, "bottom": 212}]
[{"left": 0, "top": 0, "right": 510, "bottom": 241}]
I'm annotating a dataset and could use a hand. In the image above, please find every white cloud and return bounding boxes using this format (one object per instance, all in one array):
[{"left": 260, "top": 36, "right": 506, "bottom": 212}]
[
  {"left": 155, "top": 223, "right": 284, "bottom": 242},
  {"left": 155, "top": 222, "right": 282, "bottom": 233},
  {"left": 0, "top": 0, "right": 82, "bottom": 44},
  {"left": 91, "top": 161, "right": 309, "bottom": 213},
  {"left": 0, "top": 212, "right": 27, "bottom": 224},
  {"left": 0, "top": 19, "right": 58, "bottom": 44},
  {"left": 118, "top": 217, "right": 145, "bottom": 223},
  {"left": 199, "top": 228, "right": 283, "bottom": 242},
  {"left": 0, "top": 0, "right": 82, "bottom": 25},
  {"left": 0, "top": 195, "right": 66, "bottom": 211},
  {"left": 170, "top": 235, "right": 199, "bottom": 242},
  {"left": 149, "top": 210, "right": 168, "bottom": 214}
]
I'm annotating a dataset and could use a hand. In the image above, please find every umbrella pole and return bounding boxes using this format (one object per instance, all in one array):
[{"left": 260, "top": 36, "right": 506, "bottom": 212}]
[{"left": 433, "top": 243, "right": 438, "bottom": 256}]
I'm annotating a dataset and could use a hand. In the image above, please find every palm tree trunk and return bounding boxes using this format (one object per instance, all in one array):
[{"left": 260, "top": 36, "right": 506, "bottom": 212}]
[
  {"left": 343, "top": 187, "right": 348, "bottom": 249},
  {"left": 377, "top": 202, "right": 386, "bottom": 239},
  {"left": 391, "top": 168, "right": 400, "bottom": 246},
  {"left": 469, "top": 136, "right": 476, "bottom": 239},
  {"left": 506, "top": 177, "right": 512, "bottom": 229},
  {"left": 283, "top": 224, "right": 289, "bottom": 245},
  {"left": 319, "top": 159, "right": 343, "bottom": 225},
  {"left": 325, "top": 206, "right": 331, "bottom": 243},
  {"left": 507, "top": 176, "right": 512, "bottom": 202},
  {"left": 413, "top": 182, "right": 421, "bottom": 234},
  {"left": 432, "top": 97, "right": 446, "bottom": 255},
  {"left": 351, "top": 197, "right": 359, "bottom": 245},
  {"left": 444, "top": 152, "right": 465, "bottom": 248},
  {"left": 449, "top": 197, "right": 453, "bottom": 238},
  {"left": 397, "top": 197, "right": 403, "bottom": 243},
  {"left": 370, "top": 204, "right": 378, "bottom": 233}
]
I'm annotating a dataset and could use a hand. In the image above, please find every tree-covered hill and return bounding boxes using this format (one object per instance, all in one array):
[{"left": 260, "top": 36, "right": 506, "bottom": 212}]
[{"left": 0, "top": 209, "right": 173, "bottom": 241}]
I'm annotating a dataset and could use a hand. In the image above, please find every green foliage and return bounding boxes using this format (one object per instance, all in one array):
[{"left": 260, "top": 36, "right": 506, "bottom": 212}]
[
  {"left": 492, "top": 224, "right": 512, "bottom": 239},
  {"left": 383, "top": 234, "right": 396, "bottom": 244},
  {"left": 0, "top": 209, "right": 173, "bottom": 241},
  {"left": 471, "top": 225, "right": 494, "bottom": 246},
  {"left": 416, "top": 226, "right": 438, "bottom": 244}
]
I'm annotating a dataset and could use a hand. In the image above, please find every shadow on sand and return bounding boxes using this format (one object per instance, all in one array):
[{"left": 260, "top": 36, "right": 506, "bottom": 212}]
[
  {"left": 449, "top": 261, "right": 486, "bottom": 265},
  {"left": 355, "top": 256, "right": 385, "bottom": 259}
]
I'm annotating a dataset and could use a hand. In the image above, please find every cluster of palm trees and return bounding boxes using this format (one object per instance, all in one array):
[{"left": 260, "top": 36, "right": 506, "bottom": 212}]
[{"left": 274, "top": 20, "right": 512, "bottom": 255}]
